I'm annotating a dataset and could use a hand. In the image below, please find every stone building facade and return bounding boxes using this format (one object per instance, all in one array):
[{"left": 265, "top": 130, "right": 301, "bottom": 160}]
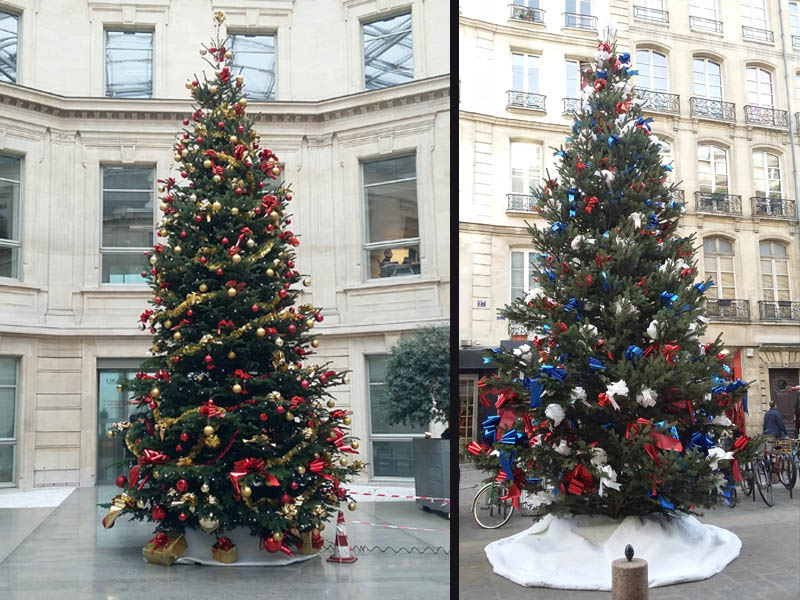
[
  {"left": 0, "top": 0, "right": 450, "bottom": 488},
  {"left": 458, "top": 0, "right": 800, "bottom": 448}
]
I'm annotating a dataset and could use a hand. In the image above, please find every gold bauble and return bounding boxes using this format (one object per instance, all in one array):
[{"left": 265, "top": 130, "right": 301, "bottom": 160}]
[
  {"left": 231, "top": 207, "right": 239, "bottom": 216},
  {"left": 151, "top": 345, "right": 160, "bottom": 353},
  {"left": 347, "top": 502, "right": 356, "bottom": 511},
  {"left": 273, "top": 532, "right": 283, "bottom": 542},
  {"left": 209, "top": 85, "right": 218, "bottom": 94},
  {"left": 285, "top": 411, "right": 294, "bottom": 421},
  {"left": 158, "top": 184, "right": 166, "bottom": 192},
  {"left": 227, "top": 287, "right": 237, "bottom": 297},
  {"left": 302, "top": 278, "right": 311, "bottom": 287},
  {"left": 275, "top": 338, "right": 284, "bottom": 347},
  {"left": 181, "top": 149, "right": 189, "bottom": 157},
  {"left": 173, "top": 331, "right": 181, "bottom": 341},
  {"left": 343, "top": 416, "right": 351, "bottom": 426},
  {"left": 213, "top": 175, "right": 222, "bottom": 183},
  {"left": 137, "top": 499, "right": 146, "bottom": 509},
  {"left": 327, "top": 400, "right": 335, "bottom": 408},
  {"left": 232, "top": 253, "right": 242, "bottom": 264},
  {"left": 297, "top": 466, "right": 306, "bottom": 475},
  {"left": 153, "top": 471, "right": 160, "bottom": 479},
  {"left": 203, "top": 159, "right": 213, "bottom": 168},
  {"left": 272, "top": 167, "right": 280, "bottom": 176},
  {"left": 174, "top": 246, "right": 181, "bottom": 253},
  {"left": 198, "top": 515, "right": 219, "bottom": 532},
  {"left": 352, "top": 461, "right": 363, "bottom": 470},
  {"left": 269, "top": 211, "right": 279, "bottom": 220},
  {"left": 339, "top": 457, "right": 348, "bottom": 466},
  {"left": 232, "top": 383, "right": 242, "bottom": 394},
  {"left": 164, "top": 320, "right": 172, "bottom": 329},
  {"left": 266, "top": 268, "right": 275, "bottom": 277},
  {"left": 246, "top": 238, "right": 255, "bottom": 248},
  {"left": 203, "top": 425, "right": 215, "bottom": 436},
  {"left": 229, "top": 135, "right": 238, "bottom": 144},
  {"left": 212, "top": 200, "right": 222, "bottom": 212},
  {"left": 351, "top": 441, "right": 359, "bottom": 450},
  {"left": 238, "top": 98, "right": 247, "bottom": 106},
  {"left": 256, "top": 327, "right": 266, "bottom": 337},
  {"left": 107, "top": 430, "right": 114, "bottom": 438},
  {"left": 199, "top": 283, "right": 208, "bottom": 292},
  {"left": 311, "top": 339, "right": 320, "bottom": 348},
  {"left": 174, "top": 154, "right": 182, "bottom": 162},
  {"left": 241, "top": 486, "right": 252, "bottom": 498},
  {"left": 200, "top": 482, "right": 210, "bottom": 493},
  {"left": 306, "top": 319, "right": 315, "bottom": 328},
  {"left": 227, "top": 351, "right": 236, "bottom": 359},
  {"left": 225, "top": 50, "right": 233, "bottom": 59},
  {"left": 149, "top": 255, "right": 158, "bottom": 265},
  {"left": 116, "top": 384, "right": 123, "bottom": 392},
  {"left": 236, "top": 76, "right": 244, "bottom": 84},
  {"left": 159, "top": 229, "right": 168, "bottom": 237},
  {"left": 150, "top": 387, "right": 160, "bottom": 399}
]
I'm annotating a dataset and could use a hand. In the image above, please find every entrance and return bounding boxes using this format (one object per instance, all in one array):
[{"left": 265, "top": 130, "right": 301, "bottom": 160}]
[
  {"left": 97, "top": 369, "right": 137, "bottom": 484},
  {"left": 768, "top": 368, "right": 798, "bottom": 436}
]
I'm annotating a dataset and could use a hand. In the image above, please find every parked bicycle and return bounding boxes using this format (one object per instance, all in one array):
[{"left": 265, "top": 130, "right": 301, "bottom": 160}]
[{"left": 471, "top": 477, "right": 543, "bottom": 529}]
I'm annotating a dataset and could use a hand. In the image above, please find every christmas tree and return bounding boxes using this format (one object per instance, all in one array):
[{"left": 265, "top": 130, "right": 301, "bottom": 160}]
[
  {"left": 102, "top": 12, "right": 362, "bottom": 559},
  {"left": 467, "top": 38, "right": 760, "bottom": 518}
]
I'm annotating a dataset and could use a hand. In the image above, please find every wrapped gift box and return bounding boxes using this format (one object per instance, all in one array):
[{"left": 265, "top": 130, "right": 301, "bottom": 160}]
[
  {"left": 211, "top": 537, "right": 239, "bottom": 563},
  {"left": 142, "top": 532, "right": 187, "bottom": 566}
]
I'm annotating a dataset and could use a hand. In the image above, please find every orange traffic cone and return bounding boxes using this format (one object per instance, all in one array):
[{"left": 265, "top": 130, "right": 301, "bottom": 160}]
[{"left": 326, "top": 511, "right": 357, "bottom": 563}]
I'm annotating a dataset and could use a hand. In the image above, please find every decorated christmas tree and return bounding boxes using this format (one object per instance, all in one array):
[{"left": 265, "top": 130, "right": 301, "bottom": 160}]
[
  {"left": 467, "top": 38, "right": 760, "bottom": 519},
  {"left": 102, "top": 12, "right": 362, "bottom": 561}
]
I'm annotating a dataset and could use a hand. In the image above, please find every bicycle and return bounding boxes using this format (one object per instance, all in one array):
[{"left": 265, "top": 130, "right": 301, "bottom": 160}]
[
  {"left": 774, "top": 438, "right": 797, "bottom": 498},
  {"left": 471, "top": 477, "right": 543, "bottom": 529}
]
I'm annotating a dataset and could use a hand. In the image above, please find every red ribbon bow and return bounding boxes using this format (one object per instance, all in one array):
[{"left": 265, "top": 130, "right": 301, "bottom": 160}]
[
  {"left": 198, "top": 400, "right": 224, "bottom": 417},
  {"left": 585, "top": 196, "right": 599, "bottom": 214},
  {"left": 139, "top": 449, "right": 169, "bottom": 465},
  {"left": 466, "top": 441, "right": 486, "bottom": 456},
  {"left": 213, "top": 536, "right": 234, "bottom": 551},
  {"left": 563, "top": 464, "right": 593, "bottom": 495},
  {"left": 229, "top": 457, "right": 279, "bottom": 494},
  {"left": 150, "top": 533, "right": 169, "bottom": 553}
]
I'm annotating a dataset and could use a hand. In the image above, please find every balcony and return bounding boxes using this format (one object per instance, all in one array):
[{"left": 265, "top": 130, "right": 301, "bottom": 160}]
[
  {"left": 689, "top": 16, "right": 723, "bottom": 34},
  {"left": 507, "top": 193, "right": 537, "bottom": 213},
  {"left": 705, "top": 299, "right": 750, "bottom": 321},
  {"left": 507, "top": 90, "right": 546, "bottom": 111},
  {"left": 563, "top": 97, "right": 580, "bottom": 114},
  {"left": 695, "top": 192, "right": 742, "bottom": 215},
  {"left": 759, "top": 301, "right": 800, "bottom": 321},
  {"left": 635, "top": 89, "right": 680, "bottom": 114},
  {"left": 744, "top": 105, "right": 788, "bottom": 128},
  {"left": 633, "top": 5, "right": 668, "bottom": 23},
  {"left": 563, "top": 12, "right": 596, "bottom": 30},
  {"left": 751, "top": 197, "right": 797, "bottom": 219},
  {"left": 509, "top": 4, "right": 544, "bottom": 24},
  {"left": 689, "top": 97, "right": 735, "bottom": 122},
  {"left": 742, "top": 26, "right": 774, "bottom": 43}
]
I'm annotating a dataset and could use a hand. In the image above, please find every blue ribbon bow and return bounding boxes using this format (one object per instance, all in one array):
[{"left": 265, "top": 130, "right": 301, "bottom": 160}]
[
  {"left": 539, "top": 365, "right": 567, "bottom": 382},
  {"left": 625, "top": 345, "right": 643, "bottom": 363},
  {"left": 524, "top": 376, "right": 544, "bottom": 408},
  {"left": 588, "top": 357, "right": 606, "bottom": 370}
]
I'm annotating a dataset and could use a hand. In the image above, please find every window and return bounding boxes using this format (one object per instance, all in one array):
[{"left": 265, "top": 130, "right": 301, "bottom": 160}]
[
  {"left": 791, "top": 3, "right": 800, "bottom": 40},
  {"left": 511, "top": 52, "right": 539, "bottom": 93},
  {"left": 693, "top": 59, "right": 722, "bottom": 99},
  {"left": 566, "top": 0, "right": 591, "bottom": 15},
  {"left": 0, "top": 10, "right": 18, "bottom": 84},
  {"left": 659, "top": 140, "right": 674, "bottom": 183},
  {"left": 228, "top": 34, "right": 276, "bottom": 101},
  {"left": 0, "top": 155, "right": 21, "bottom": 279},
  {"left": 565, "top": 60, "right": 590, "bottom": 98},
  {"left": 0, "top": 357, "right": 17, "bottom": 486},
  {"left": 510, "top": 142, "right": 542, "bottom": 196},
  {"left": 636, "top": 50, "right": 668, "bottom": 91},
  {"left": 760, "top": 241, "right": 790, "bottom": 301},
  {"left": 105, "top": 30, "right": 153, "bottom": 98},
  {"left": 100, "top": 166, "right": 155, "bottom": 284},
  {"left": 458, "top": 376, "right": 478, "bottom": 452},
  {"left": 746, "top": 67, "right": 773, "bottom": 107},
  {"left": 367, "top": 355, "right": 420, "bottom": 478},
  {"left": 697, "top": 145, "right": 728, "bottom": 194},
  {"left": 752, "top": 152, "right": 781, "bottom": 199},
  {"left": 741, "top": 0, "right": 767, "bottom": 30},
  {"left": 97, "top": 369, "right": 139, "bottom": 484},
  {"left": 362, "top": 12, "right": 413, "bottom": 90},
  {"left": 363, "top": 155, "right": 419, "bottom": 280},
  {"left": 640, "top": 0, "right": 664, "bottom": 7},
  {"left": 510, "top": 249, "right": 541, "bottom": 302},
  {"left": 703, "top": 238, "right": 736, "bottom": 299},
  {"left": 689, "top": 0, "right": 718, "bottom": 21}
]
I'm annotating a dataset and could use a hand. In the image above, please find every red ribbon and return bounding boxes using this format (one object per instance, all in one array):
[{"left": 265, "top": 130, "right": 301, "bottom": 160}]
[
  {"left": 662, "top": 344, "right": 681, "bottom": 366},
  {"left": 150, "top": 533, "right": 169, "bottom": 553},
  {"left": 585, "top": 196, "right": 599, "bottom": 213},
  {"left": 198, "top": 400, "right": 224, "bottom": 417},
  {"left": 466, "top": 441, "right": 486, "bottom": 456},
  {"left": 497, "top": 409, "right": 516, "bottom": 441},
  {"left": 666, "top": 400, "right": 695, "bottom": 425},
  {"left": 229, "top": 458, "right": 279, "bottom": 494},
  {"left": 213, "top": 536, "right": 234, "bottom": 551},
  {"left": 501, "top": 481, "right": 522, "bottom": 509},
  {"left": 225, "top": 280, "right": 247, "bottom": 291},
  {"left": 217, "top": 320, "right": 235, "bottom": 335},
  {"left": 563, "top": 464, "right": 593, "bottom": 495},
  {"left": 139, "top": 449, "right": 169, "bottom": 465}
]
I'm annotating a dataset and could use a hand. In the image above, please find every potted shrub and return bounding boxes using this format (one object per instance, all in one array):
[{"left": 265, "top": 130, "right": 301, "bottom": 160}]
[{"left": 384, "top": 326, "right": 450, "bottom": 515}]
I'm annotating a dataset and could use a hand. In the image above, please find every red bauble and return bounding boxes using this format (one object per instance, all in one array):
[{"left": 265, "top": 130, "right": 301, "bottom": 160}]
[
  {"left": 195, "top": 215, "right": 202, "bottom": 223},
  {"left": 176, "top": 479, "right": 189, "bottom": 492},
  {"left": 172, "top": 357, "right": 180, "bottom": 364},
  {"left": 265, "top": 538, "right": 281, "bottom": 553},
  {"left": 218, "top": 121, "right": 225, "bottom": 128},
  {"left": 235, "top": 188, "right": 243, "bottom": 195},
  {"left": 315, "top": 314, "right": 324, "bottom": 322},
  {"left": 149, "top": 401, "right": 156, "bottom": 410},
  {"left": 205, "top": 355, "right": 213, "bottom": 363},
  {"left": 285, "top": 219, "right": 291, "bottom": 225},
  {"left": 181, "top": 171, "right": 187, "bottom": 178},
  {"left": 238, "top": 125, "right": 244, "bottom": 133},
  {"left": 259, "top": 413, "right": 268, "bottom": 422},
  {"left": 221, "top": 237, "right": 229, "bottom": 245},
  {"left": 278, "top": 289, "right": 287, "bottom": 298},
  {"left": 152, "top": 505, "right": 166, "bottom": 521},
  {"left": 196, "top": 137, "right": 203, "bottom": 143},
  {"left": 216, "top": 268, "right": 223, "bottom": 276},
  {"left": 175, "top": 444, "right": 183, "bottom": 452},
  {"left": 276, "top": 406, "right": 285, "bottom": 414},
  {"left": 180, "top": 432, "right": 189, "bottom": 442},
  {"left": 154, "top": 297, "right": 162, "bottom": 304},
  {"left": 290, "top": 482, "right": 298, "bottom": 490},
  {"left": 320, "top": 375, "right": 327, "bottom": 384},
  {"left": 182, "top": 119, "right": 189, "bottom": 125},
  {"left": 300, "top": 380, "right": 310, "bottom": 390},
  {"left": 178, "top": 512, "right": 187, "bottom": 521},
  {"left": 115, "top": 475, "right": 127, "bottom": 488},
  {"left": 280, "top": 494, "right": 293, "bottom": 504},
  {"left": 251, "top": 304, "right": 259, "bottom": 312},
  {"left": 180, "top": 231, "right": 187, "bottom": 238},
  {"left": 268, "top": 327, "right": 277, "bottom": 335},
  {"left": 288, "top": 325, "right": 296, "bottom": 334}
]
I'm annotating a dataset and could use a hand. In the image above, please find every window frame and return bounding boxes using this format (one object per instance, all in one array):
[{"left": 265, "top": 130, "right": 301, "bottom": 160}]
[
  {"left": 0, "top": 8, "right": 19, "bottom": 85},
  {"left": 0, "top": 153, "right": 22, "bottom": 281},
  {"left": 509, "top": 248, "right": 541, "bottom": 304},
  {"left": 689, "top": 0, "right": 718, "bottom": 21},
  {"left": 659, "top": 139, "right": 675, "bottom": 184},
  {"left": 361, "top": 10, "right": 414, "bottom": 91},
  {"left": 227, "top": 31, "right": 277, "bottom": 101},
  {"left": 635, "top": 48, "right": 669, "bottom": 92},
  {"left": 759, "top": 241, "right": 791, "bottom": 302},
  {"left": 103, "top": 28, "right": 154, "bottom": 99},
  {"left": 0, "top": 356, "right": 19, "bottom": 488},
  {"left": 511, "top": 51, "right": 540, "bottom": 94},
  {"left": 791, "top": 2, "right": 800, "bottom": 38},
  {"left": 702, "top": 237, "right": 737, "bottom": 299},
  {"left": 99, "top": 165, "right": 157, "bottom": 286},
  {"left": 746, "top": 66, "right": 774, "bottom": 107},
  {"left": 693, "top": 58, "right": 723, "bottom": 100},
  {"left": 510, "top": 141, "right": 542, "bottom": 197},
  {"left": 697, "top": 144, "right": 729, "bottom": 194},
  {"left": 740, "top": 0, "right": 768, "bottom": 31},
  {"left": 752, "top": 151, "right": 782, "bottom": 199}
]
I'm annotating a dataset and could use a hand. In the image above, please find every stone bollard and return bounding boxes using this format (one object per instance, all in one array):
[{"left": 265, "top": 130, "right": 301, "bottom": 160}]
[{"left": 611, "top": 545, "right": 648, "bottom": 600}]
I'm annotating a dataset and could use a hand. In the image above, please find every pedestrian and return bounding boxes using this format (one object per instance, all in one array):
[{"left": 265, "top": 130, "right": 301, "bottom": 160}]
[{"left": 762, "top": 400, "right": 788, "bottom": 454}]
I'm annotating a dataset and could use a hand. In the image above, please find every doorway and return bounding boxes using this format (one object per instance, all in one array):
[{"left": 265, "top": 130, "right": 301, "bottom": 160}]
[
  {"left": 768, "top": 368, "right": 798, "bottom": 436},
  {"left": 96, "top": 369, "right": 137, "bottom": 484}
]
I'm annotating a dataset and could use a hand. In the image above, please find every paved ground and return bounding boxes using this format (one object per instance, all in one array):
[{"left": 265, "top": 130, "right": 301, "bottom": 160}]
[
  {"left": 0, "top": 486, "right": 449, "bottom": 600},
  {"left": 459, "top": 463, "right": 800, "bottom": 600}
]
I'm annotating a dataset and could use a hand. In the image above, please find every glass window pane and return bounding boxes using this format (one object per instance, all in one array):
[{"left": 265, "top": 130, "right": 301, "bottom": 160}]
[
  {"left": 703, "top": 238, "right": 716, "bottom": 253},
  {"left": 368, "top": 244, "right": 419, "bottom": 279},
  {"left": 760, "top": 259, "right": 772, "bottom": 273},
  {"left": 363, "top": 12, "right": 413, "bottom": 90},
  {"left": 773, "top": 243, "right": 787, "bottom": 257},
  {"left": 718, "top": 239, "right": 733, "bottom": 253},
  {"left": 0, "top": 445, "right": 13, "bottom": 482},
  {"left": 775, "top": 261, "right": 788, "bottom": 275},
  {"left": 511, "top": 251, "right": 524, "bottom": 268},
  {"left": 102, "top": 167, "right": 154, "bottom": 249},
  {"left": 0, "top": 11, "right": 18, "bottom": 84},
  {"left": 0, "top": 388, "right": 15, "bottom": 438},
  {"left": 105, "top": 31, "right": 153, "bottom": 98},
  {"left": 229, "top": 34, "right": 276, "bottom": 101},
  {"left": 0, "top": 176, "right": 20, "bottom": 242},
  {"left": 0, "top": 357, "right": 16, "bottom": 386},
  {"left": 368, "top": 355, "right": 418, "bottom": 434},
  {"left": 363, "top": 155, "right": 415, "bottom": 185},
  {"left": 364, "top": 156, "right": 418, "bottom": 248},
  {"left": 0, "top": 154, "right": 21, "bottom": 183},
  {"left": 372, "top": 440, "right": 413, "bottom": 477},
  {"left": 0, "top": 246, "right": 19, "bottom": 279},
  {"left": 101, "top": 252, "right": 148, "bottom": 284}
]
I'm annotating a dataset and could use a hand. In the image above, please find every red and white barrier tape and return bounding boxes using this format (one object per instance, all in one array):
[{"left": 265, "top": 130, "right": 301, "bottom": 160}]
[
  {"left": 348, "top": 520, "right": 450, "bottom": 533},
  {"left": 347, "top": 490, "right": 450, "bottom": 504}
]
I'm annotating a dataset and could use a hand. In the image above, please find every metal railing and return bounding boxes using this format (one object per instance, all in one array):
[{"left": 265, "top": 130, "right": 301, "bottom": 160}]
[
  {"left": 636, "top": 89, "right": 680, "bottom": 114},
  {"left": 758, "top": 301, "right": 800, "bottom": 321},
  {"left": 507, "top": 193, "right": 537, "bottom": 212},
  {"left": 509, "top": 4, "right": 545, "bottom": 23},
  {"left": 633, "top": 5, "right": 669, "bottom": 22},
  {"left": 705, "top": 299, "right": 751, "bottom": 321},
  {"left": 751, "top": 197, "right": 797, "bottom": 219},
  {"left": 509, "top": 321, "right": 534, "bottom": 338},
  {"left": 689, "top": 16, "right": 723, "bottom": 33},
  {"left": 563, "top": 12, "right": 596, "bottom": 30},
  {"left": 562, "top": 97, "right": 580, "bottom": 114},
  {"left": 507, "top": 90, "right": 546, "bottom": 111},
  {"left": 744, "top": 105, "right": 788, "bottom": 128},
  {"left": 695, "top": 192, "right": 742, "bottom": 215},
  {"left": 689, "top": 97, "right": 736, "bottom": 122},
  {"left": 742, "top": 25, "right": 774, "bottom": 42}
]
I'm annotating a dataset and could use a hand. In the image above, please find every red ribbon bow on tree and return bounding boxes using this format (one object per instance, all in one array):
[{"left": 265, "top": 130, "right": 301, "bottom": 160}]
[
  {"left": 229, "top": 458, "right": 279, "bottom": 494},
  {"left": 198, "top": 400, "right": 225, "bottom": 418},
  {"left": 563, "top": 464, "right": 594, "bottom": 495},
  {"left": 138, "top": 449, "right": 169, "bottom": 465}
]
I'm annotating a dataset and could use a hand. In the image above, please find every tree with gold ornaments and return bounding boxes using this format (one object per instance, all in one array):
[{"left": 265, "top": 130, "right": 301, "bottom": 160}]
[{"left": 101, "top": 12, "right": 362, "bottom": 560}]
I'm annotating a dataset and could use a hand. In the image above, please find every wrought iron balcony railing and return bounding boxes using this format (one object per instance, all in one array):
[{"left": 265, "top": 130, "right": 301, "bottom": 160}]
[
  {"left": 563, "top": 12, "right": 596, "bottom": 30},
  {"left": 794, "top": 35, "right": 800, "bottom": 48},
  {"left": 742, "top": 26, "right": 774, "bottom": 43},
  {"left": 562, "top": 97, "right": 580, "bottom": 114},
  {"left": 759, "top": 301, "right": 800, "bottom": 321},
  {"left": 507, "top": 90, "right": 546, "bottom": 111},
  {"left": 751, "top": 197, "right": 797, "bottom": 219},
  {"left": 636, "top": 89, "right": 680, "bottom": 114},
  {"left": 695, "top": 192, "right": 742, "bottom": 215},
  {"left": 689, "top": 97, "right": 736, "bottom": 122},
  {"left": 689, "top": 16, "right": 723, "bottom": 33},
  {"left": 744, "top": 105, "right": 788, "bottom": 128},
  {"left": 633, "top": 5, "right": 669, "bottom": 23},
  {"left": 705, "top": 299, "right": 751, "bottom": 321},
  {"left": 509, "top": 4, "right": 545, "bottom": 24},
  {"left": 507, "top": 193, "right": 537, "bottom": 212}
]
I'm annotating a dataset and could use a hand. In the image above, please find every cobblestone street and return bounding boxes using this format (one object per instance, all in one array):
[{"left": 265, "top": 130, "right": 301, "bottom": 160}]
[{"left": 459, "top": 464, "right": 800, "bottom": 600}]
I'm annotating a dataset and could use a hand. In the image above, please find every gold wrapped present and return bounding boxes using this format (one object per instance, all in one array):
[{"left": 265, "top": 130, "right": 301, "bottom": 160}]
[
  {"left": 291, "top": 529, "right": 319, "bottom": 556},
  {"left": 142, "top": 532, "right": 187, "bottom": 566},
  {"left": 211, "top": 536, "right": 238, "bottom": 563}
]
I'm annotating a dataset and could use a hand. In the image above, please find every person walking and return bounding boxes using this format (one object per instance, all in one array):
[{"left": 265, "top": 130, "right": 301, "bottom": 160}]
[{"left": 762, "top": 401, "right": 788, "bottom": 454}]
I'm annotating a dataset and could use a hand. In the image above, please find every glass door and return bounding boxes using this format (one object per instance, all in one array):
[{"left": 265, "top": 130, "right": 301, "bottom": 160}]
[
  {"left": 97, "top": 369, "right": 137, "bottom": 484},
  {"left": 0, "top": 357, "right": 18, "bottom": 486}
]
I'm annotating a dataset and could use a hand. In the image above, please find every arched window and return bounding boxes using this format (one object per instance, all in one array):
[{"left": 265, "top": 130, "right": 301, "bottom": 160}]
[
  {"left": 697, "top": 144, "right": 728, "bottom": 194},
  {"left": 746, "top": 67, "right": 773, "bottom": 107},
  {"left": 636, "top": 49, "right": 668, "bottom": 91},
  {"left": 760, "top": 241, "right": 790, "bottom": 302},
  {"left": 703, "top": 237, "right": 735, "bottom": 299},
  {"left": 693, "top": 58, "right": 722, "bottom": 99},
  {"left": 752, "top": 151, "right": 782, "bottom": 199}
]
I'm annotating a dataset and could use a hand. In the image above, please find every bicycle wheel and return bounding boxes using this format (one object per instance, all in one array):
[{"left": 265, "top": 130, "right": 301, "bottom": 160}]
[
  {"left": 754, "top": 459, "right": 775, "bottom": 507},
  {"left": 738, "top": 461, "right": 753, "bottom": 497},
  {"left": 777, "top": 454, "right": 797, "bottom": 491},
  {"left": 472, "top": 481, "right": 515, "bottom": 529}
]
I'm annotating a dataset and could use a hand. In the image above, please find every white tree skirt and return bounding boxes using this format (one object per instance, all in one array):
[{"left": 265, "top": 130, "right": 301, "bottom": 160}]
[
  {"left": 166, "top": 527, "right": 319, "bottom": 567},
  {"left": 485, "top": 513, "right": 740, "bottom": 590}
]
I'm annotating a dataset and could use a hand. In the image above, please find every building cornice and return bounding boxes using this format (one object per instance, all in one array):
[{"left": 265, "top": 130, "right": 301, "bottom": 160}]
[
  {"left": 458, "top": 15, "right": 612, "bottom": 47},
  {"left": 459, "top": 220, "right": 538, "bottom": 237}
]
